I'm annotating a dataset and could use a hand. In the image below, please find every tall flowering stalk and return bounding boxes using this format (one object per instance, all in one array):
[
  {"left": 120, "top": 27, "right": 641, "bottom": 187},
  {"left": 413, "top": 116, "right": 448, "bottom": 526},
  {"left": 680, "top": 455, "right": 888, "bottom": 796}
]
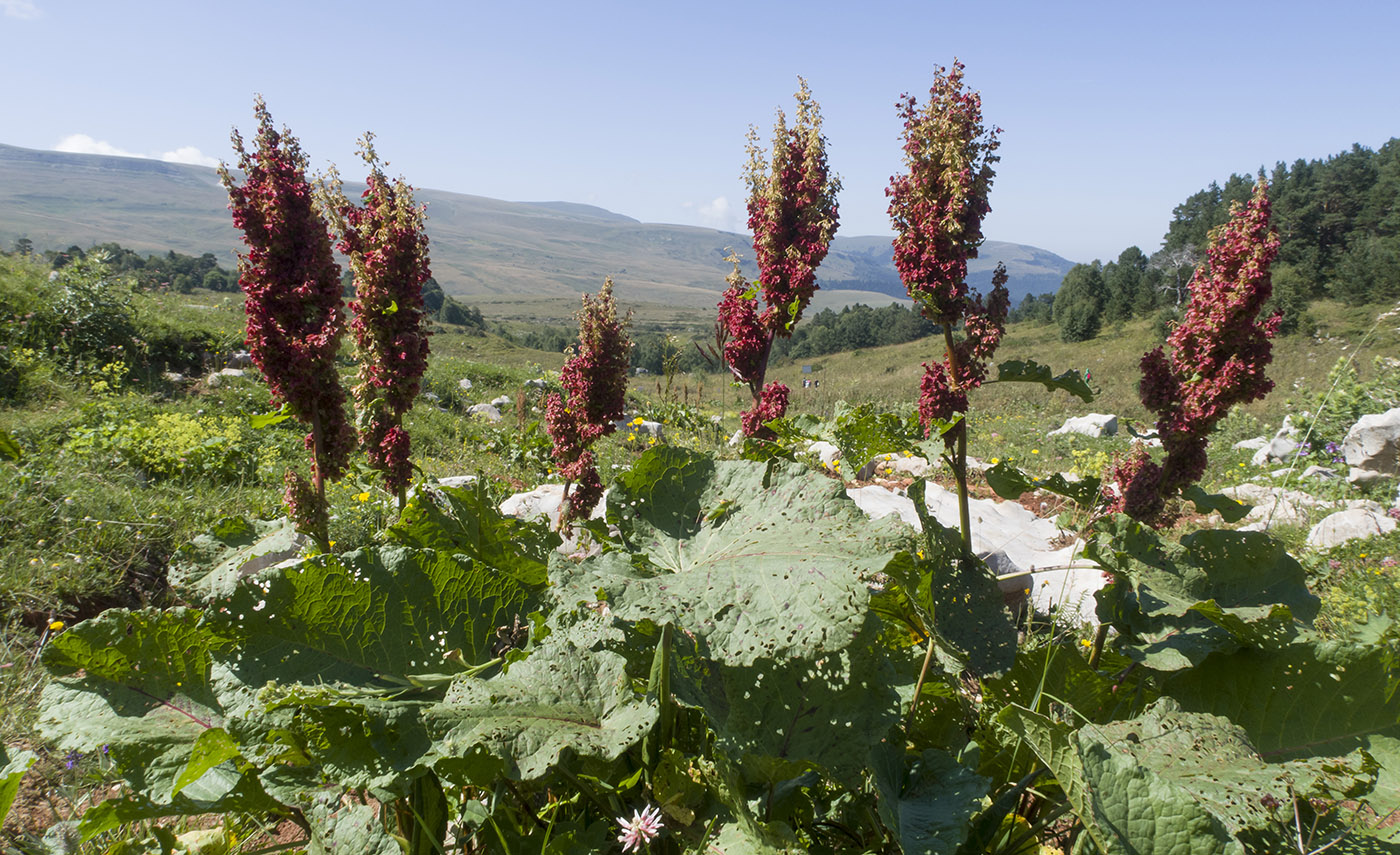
[
  {"left": 219, "top": 97, "right": 354, "bottom": 552},
  {"left": 717, "top": 78, "right": 840, "bottom": 440},
  {"left": 544, "top": 279, "right": 632, "bottom": 526},
  {"left": 887, "top": 60, "right": 1005, "bottom": 556},
  {"left": 321, "top": 134, "right": 432, "bottom": 508},
  {"left": 1109, "top": 178, "right": 1280, "bottom": 525}
]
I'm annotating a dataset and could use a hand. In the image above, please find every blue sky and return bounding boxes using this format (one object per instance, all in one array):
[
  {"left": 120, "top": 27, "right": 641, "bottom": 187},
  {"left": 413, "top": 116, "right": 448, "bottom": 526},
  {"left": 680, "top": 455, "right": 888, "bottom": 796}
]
[{"left": 2, "top": 0, "right": 1397, "bottom": 263}]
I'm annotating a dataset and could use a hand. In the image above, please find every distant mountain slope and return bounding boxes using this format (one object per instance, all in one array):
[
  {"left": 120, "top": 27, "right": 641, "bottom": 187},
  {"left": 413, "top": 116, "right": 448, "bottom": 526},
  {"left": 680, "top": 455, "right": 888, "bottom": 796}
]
[{"left": 0, "top": 143, "right": 1074, "bottom": 309}]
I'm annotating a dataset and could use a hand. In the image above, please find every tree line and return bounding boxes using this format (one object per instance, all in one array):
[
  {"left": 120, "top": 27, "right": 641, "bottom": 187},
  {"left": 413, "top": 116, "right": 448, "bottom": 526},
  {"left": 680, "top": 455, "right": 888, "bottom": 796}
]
[{"left": 1046, "top": 137, "right": 1400, "bottom": 343}]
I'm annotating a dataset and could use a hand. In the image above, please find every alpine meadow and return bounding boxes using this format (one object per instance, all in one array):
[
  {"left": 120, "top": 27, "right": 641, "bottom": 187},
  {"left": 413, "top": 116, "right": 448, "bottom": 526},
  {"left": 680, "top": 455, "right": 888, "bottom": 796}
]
[{"left": 4, "top": 58, "right": 1400, "bottom": 855}]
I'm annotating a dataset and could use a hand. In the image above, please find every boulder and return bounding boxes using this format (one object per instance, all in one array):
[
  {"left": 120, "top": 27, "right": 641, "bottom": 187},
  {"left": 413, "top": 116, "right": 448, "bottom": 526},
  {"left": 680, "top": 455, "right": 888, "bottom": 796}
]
[
  {"left": 499, "top": 483, "right": 609, "bottom": 556},
  {"left": 162, "top": 371, "right": 186, "bottom": 384},
  {"left": 1222, "top": 483, "right": 1323, "bottom": 530},
  {"left": 467, "top": 403, "right": 503, "bottom": 422},
  {"left": 1251, "top": 421, "right": 1302, "bottom": 466},
  {"left": 436, "top": 475, "right": 478, "bottom": 489},
  {"left": 1301, "top": 465, "right": 1341, "bottom": 481},
  {"left": 458, "top": 378, "right": 473, "bottom": 391},
  {"left": 634, "top": 420, "right": 665, "bottom": 441},
  {"left": 1048, "top": 413, "right": 1118, "bottom": 438},
  {"left": 1233, "top": 436, "right": 1268, "bottom": 451},
  {"left": 1343, "top": 407, "right": 1400, "bottom": 484},
  {"left": 524, "top": 378, "right": 547, "bottom": 390},
  {"left": 227, "top": 350, "right": 254, "bottom": 368},
  {"left": 846, "top": 482, "right": 1103, "bottom": 623},
  {"left": 1306, "top": 508, "right": 1398, "bottom": 549},
  {"left": 491, "top": 395, "right": 512, "bottom": 408}
]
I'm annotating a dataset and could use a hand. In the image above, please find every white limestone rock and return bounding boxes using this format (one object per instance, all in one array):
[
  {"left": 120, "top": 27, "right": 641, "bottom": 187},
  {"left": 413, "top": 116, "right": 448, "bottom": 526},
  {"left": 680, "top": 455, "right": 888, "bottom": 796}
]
[
  {"left": 1048, "top": 413, "right": 1118, "bottom": 438},
  {"left": 1343, "top": 407, "right": 1400, "bottom": 483},
  {"left": 1306, "top": 508, "right": 1398, "bottom": 549},
  {"left": 467, "top": 403, "right": 503, "bottom": 422}
]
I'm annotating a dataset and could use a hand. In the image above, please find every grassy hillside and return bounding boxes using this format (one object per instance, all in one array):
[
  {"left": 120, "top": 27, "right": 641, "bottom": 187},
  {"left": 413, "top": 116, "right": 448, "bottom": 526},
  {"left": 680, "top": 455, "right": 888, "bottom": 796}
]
[{"left": 0, "top": 143, "right": 1074, "bottom": 313}]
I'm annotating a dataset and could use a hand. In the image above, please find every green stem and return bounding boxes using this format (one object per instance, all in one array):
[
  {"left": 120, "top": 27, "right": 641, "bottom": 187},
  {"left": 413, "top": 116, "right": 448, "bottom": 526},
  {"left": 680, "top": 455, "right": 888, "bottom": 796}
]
[
  {"left": 941, "top": 326, "right": 973, "bottom": 561},
  {"left": 905, "top": 634, "right": 938, "bottom": 737},
  {"left": 309, "top": 404, "right": 331, "bottom": 553},
  {"left": 1087, "top": 623, "right": 1110, "bottom": 670}
]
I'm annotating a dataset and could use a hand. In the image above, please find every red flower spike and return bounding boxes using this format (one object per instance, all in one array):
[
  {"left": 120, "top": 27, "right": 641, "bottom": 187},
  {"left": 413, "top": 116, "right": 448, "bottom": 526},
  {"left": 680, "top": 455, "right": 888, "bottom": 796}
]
[
  {"left": 544, "top": 280, "right": 632, "bottom": 526},
  {"left": 1110, "top": 179, "right": 1280, "bottom": 525},
  {"left": 219, "top": 97, "right": 353, "bottom": 541},
  {"left": 322, "top": 133, "right": 432, "bottom": 496}
]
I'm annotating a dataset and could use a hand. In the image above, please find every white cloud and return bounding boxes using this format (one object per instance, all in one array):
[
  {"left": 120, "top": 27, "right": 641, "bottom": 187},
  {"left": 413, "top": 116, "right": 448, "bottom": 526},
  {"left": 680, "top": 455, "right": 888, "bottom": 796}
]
[
  {"left": 54, "top": 134, "right": 219, "bottom": 168},
  {"left": 687, "top": 195, "right": 740, "bottom": 232},
  {"left": 160, "top": 146, "right": 218, "bottom": 168},
  {"left": 54, "top": 134, "right": 142, "bottom": 159},
  {"left": 1, "top": 0, "right": 40, "bottom": 20}
]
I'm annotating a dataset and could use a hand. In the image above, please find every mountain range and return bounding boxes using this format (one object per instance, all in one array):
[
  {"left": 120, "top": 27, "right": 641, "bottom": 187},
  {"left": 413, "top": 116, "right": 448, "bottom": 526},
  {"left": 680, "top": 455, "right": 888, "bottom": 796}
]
[{"left": 0, "top": 142, "right": 1075, "bottom": 311}]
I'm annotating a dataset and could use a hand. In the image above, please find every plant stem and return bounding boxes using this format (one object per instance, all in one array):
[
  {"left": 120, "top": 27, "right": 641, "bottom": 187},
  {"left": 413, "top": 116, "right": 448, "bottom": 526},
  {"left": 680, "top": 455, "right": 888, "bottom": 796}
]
[
  {"left": 905, "top": 634, "right": 938, "bottom": 736},
  {"left": 309, "top": 404, "right": 330, "bottom": 553},
  {"left": 1087, "top": 623, "right": 1110, "bottom": 670},
  {"left": 941, "top": 326, "right": 973, "bottom": 560}
]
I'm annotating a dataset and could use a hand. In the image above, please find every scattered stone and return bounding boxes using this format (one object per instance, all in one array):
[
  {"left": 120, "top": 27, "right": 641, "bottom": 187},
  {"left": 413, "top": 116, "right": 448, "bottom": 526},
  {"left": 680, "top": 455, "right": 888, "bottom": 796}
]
[
  {"left": 491, "top": 395, "right": 512, "bottom": 408},
  {"left": 1301, "top": 465, "right": 1341, "bottom": 481},
  {"left": 1306, "top": 508, "right": 1398, "bottom": 549},
  {"left": 467, "top": 403, "right": 503, "bottom": 422},
  {"left": 1222, "top": 483, "right": 1322, "bottom": 530},
  {"left": 1343, "top": 407, "right": 1400, "bottom": 484},
  {"left": 1233, "top": 436, "right": 1268, "bottom": 451},
  {"left": 1048, "top": 413, "right": 1118, "bottom": 438},
  {"left": 728, "top": 429, "right": 745, "bottom": 447},
  {"left": 228, "top": 350, "right": 254, "bottom": 368},
  {"left": 162, "top": 371, "right": 186, "bottom": 384},
  {"left": 1251, "top": 421, "right": 1302, "bottom": 466},
  {"left": 421, "top": 391, "right": 441, "bottom": 403},
  {"left": 436, "top": 475, "right": 478, "bottom": 489},
  {"left": 857, "top": 453, "right": 932, "bottom": 480},
  {"left": 846, "top": 482, "right": 1102, "bottom": 623},
  {"left": 633, "top": 420, "right": 665, "bottom": 441},
  {"left": 458, "top": 378, "right": 474, "bottom": 391},
  {"left": 524, "top": 378, "right": 547, "bottom": 390},
  {"left": 499, "top": 483, "right": 609, "bottom": 556}
]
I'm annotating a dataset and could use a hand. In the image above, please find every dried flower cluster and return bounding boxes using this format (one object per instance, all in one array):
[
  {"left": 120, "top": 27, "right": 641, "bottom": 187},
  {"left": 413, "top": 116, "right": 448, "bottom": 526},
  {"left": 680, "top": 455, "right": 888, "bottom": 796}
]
[
  {"left": 717, "top": 79, "right": 839, "bottom": 439},
  {"left": 887, "top": 62, "right": 1007, "bottom": 447},
  {"left": 544, "top": 279, "right": 632, "bottom": 524},
  {"left": 1110, "top": 178, "right": 1280, "bottom": 524},
  {"left": 322, "top": 134, "right": 432, "bottom": 498},
  {"left": 219, "top": 97, "right": 353, "bottom": 546}
]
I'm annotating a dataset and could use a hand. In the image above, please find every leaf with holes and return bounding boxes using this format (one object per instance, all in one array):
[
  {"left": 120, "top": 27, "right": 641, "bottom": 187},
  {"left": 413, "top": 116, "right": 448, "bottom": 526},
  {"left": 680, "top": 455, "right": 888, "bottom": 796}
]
[
  {"left": 422, "top": 624, "right": 657, "bottom": 780},
  {"left": 558, "top": 446, "right": 904, "bottom": 667},
  {"left": 871, "top": 743, "right": 989, "bottom": 855},
  {"left": 168, "top": 516, "right": 304, "bottom": 602},
  {"left": 992, "top": 360, "right": 1093, "bottom": 402}
]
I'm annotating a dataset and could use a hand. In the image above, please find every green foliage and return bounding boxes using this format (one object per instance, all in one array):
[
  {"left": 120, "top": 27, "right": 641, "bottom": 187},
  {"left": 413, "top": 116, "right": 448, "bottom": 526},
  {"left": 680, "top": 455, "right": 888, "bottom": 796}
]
[{"left": 1053, "top": 262, "right": 1106, "bottom": 343}]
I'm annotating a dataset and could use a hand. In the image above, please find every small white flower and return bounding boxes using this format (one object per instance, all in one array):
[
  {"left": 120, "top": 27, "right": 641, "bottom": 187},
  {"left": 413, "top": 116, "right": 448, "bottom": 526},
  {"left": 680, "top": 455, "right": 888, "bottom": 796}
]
[{"left": 616, "top": 805, "right": 663, "bottom": 852}]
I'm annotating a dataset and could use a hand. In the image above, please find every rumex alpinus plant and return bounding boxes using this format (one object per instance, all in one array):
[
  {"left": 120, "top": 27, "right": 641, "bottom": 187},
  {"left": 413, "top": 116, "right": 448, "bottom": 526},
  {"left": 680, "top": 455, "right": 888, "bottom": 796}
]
[
  {"left": 717, "top": 78, "right": 839, "bottom": 440},
  {"left": 219, "top": 97, "right": 354, "bottom": 552},
  {"left": 544, "top": 278, "right": 631, "bottom": 525},
  {"left": 321, "top": 133, "right": 432, "bottom": 509},
  {"left": 887, "top": 60, "right": 1005, "bottom": 554},
  {"left": 1108, "top": 177, "right": 1280, "bottom": 526}
]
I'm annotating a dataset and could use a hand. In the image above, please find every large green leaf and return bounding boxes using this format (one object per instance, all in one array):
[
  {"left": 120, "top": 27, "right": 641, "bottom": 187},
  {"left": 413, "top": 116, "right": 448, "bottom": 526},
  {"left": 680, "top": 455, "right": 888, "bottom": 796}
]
[
  {"left": 1165, "top": 639, "right": 1400, "bottom": 829},
  {"left": 167, "top": 516, "right": 303, "bottom": 602},
  {"left": 0, "top": 746, "right": 36, "bottom": 827},
  {"left": 670, "top": 621, "right": 900, "bottom": 785},
  {"left": 984, "top": 461, "right": 1101, "bottom": 508},
  {"left": 385, "top": 481, "right": 557, "bottom": 586},
  {"left": 217, "top": 545, "right": 540, "bottom": 680},
  {"left": 1090, "top": 520, "right": 1318, "bottom": 670},
  {"left": 422, "top": 625, "right": 657, "bottom": 780},
  {"left": 558, "top": 447, "right": 904, "bottom": 667},
  {"left": 303, "top": 790, "right": 401, "bottom": 855},
  {"left": 830, "top": 403, "right": 923, "bottom": 473},
  {"left": 871, "top": 743, "right": 989, "bottom": 855},
  {"left": 39, "top": 608, "right": 244, "bottom": 802}
]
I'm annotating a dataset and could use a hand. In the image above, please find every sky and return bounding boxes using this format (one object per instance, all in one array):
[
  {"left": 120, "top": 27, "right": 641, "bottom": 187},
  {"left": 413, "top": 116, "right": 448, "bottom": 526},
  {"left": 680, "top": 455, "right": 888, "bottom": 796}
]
[{"left": 1, "top": 0, "right": 1397, "bottom": 264}]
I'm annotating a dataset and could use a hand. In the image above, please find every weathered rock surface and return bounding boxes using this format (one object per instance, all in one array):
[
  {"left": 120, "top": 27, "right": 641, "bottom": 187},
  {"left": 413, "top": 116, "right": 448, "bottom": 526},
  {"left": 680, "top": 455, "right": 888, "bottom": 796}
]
[
  {"left": 1221, "top": 483, "right": 1323, "bottom": 530},
  {"left": 1343, "top": 407, "right": 1400, "bottom": 484},
  {"left": 1306, "top": 507, "right": 1398, "bottom": 549},
  {"left": 467, "top": 403, "right": 502, "bottom": 422},
  {"left": 846, "top": 483, "right": 1103, "bottom": 623},
  {"left": 1048, "top": 413, "right": 1118, "bottom": 438}
]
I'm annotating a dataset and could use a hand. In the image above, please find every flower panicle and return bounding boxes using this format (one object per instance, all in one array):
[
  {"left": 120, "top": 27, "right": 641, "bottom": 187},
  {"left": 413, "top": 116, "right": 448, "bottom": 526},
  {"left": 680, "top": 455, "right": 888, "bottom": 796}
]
[
  {"left": 1110, "top": 178, "right": 1280, "bottom": 525},
  {"left": 219, "top": 97, "right": 354, "bottom": 543},
  {"left": 322, "top": 133, "right": 432, "bottom": 495},
  {"left": 545, "top": 279, "right": 632, "bottom": 525}
]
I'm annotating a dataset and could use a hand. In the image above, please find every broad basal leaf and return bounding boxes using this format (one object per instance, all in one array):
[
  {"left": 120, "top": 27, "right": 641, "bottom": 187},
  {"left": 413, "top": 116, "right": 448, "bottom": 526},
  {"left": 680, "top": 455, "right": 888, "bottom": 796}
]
[
  {"left": 39, "top": 608, "right": 243, "bottom": 802},
  {"left": 423, "top": 628, "right": 657, "bottom": 781},
  {"left": 871, "top": 743, "right": 989, "bottom": 855},
  {"left": 302, "top": 789, "right": 401, "bottom": 855},
  {"left": 386, "top": 481, "right": 557, "bottom": 586},
  {"left": 168, "top": 516, "right": 303, "bottom": 602},
  {"left": 217, "top": 544, "right": 540, "bottom": 682},
  {"left": 831, "top": 403, "right": 922, "bottom": 473},
  {"left": 559, "top": 447, "right": 903, "bottom": 667},
  {"left": 1181, "top": 485, "right": 1252, "bottom": 524}
]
